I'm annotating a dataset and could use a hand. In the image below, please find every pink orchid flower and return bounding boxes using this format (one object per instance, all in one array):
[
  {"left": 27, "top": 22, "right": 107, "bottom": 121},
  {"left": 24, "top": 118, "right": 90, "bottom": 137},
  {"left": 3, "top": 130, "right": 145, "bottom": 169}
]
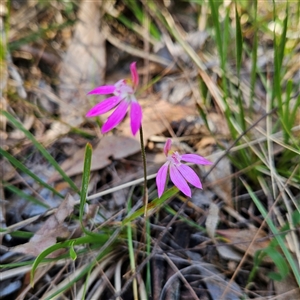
[
  {"left": 156, "top": 138, "right": 212, "bottom": 198},
  {"left": 86, "top": 62, "right": 142, "bottom": 135}
]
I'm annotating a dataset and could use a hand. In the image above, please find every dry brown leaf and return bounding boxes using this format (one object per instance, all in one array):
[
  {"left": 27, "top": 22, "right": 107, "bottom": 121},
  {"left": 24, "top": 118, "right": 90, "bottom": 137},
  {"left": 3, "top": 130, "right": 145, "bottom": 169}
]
[
  {"left": 204, "top": 151, "right": 233, "bottom": 206},
  {"left": 216, "top": 245, "right": 243, "bottom": 262},
  {"left": 9, "top": 115, "right": 35, "bottom": 140},
  {"left": 274, "top": 275, "right": 300, "bottom": 300},
  {"left": 0, "top": 158, "right": 16, "bottom": 181},
  {"left": 216, "top": 228, "right": 270, "bottom": 259},
  {"left": 51, "top": 100, "right": 197, "bottom": 179},
  {"left": 0, "top": 97, "right": 8, "bottom": 131},
  {"left": 12, "top": 194, "right": 76, "bottom": 258},
  {"left": 55, "top": 135, "right": 140, "bottom": 180},
  {"left": 58, "top": 1, "right": 105, "bottom": 127},
  {"left": 207, "top": 112, "right": 230, "bottom": 137},
  {"left": 196, "top": 136, "right": 216, "bottom": 149},
  {"left": 205, "top": 202, "right": 219, "bottom": 240},
  {"left": 120, "top": 99, "right": 197, "bottom": 139}
]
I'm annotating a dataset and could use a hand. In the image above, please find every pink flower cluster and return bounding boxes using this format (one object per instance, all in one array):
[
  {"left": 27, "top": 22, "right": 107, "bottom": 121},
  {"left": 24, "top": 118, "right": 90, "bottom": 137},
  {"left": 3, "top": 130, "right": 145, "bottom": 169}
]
[{"left": 86, "top": 63, "right": 212, "bottom": 198}]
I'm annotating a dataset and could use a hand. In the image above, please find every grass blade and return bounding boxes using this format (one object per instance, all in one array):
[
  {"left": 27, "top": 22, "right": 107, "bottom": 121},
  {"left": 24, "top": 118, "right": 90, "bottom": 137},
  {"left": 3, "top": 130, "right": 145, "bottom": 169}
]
[
  {"left": 241, "top": 178, "right": 300, "bottom": 286},
  {"left": 79, "top": 143, "right": 92, "bottom": 224},
  {"left": 235, "top": 3, "right": 243, "bottom": 76},
  {"left": 250, "top": 0, "right": 258, "bottom": 112},
  {"left": 122, "top": 186, "right": 178, "bottom": 225},
  {"left": 272, "top": 3, "right": 288, "bottom": 112},
  {"left": 208, "top": 0, "right": 223, "bottom": 65},
  {"left": 1, "top": 110, "right": 79, "bottom": 194},
  {"left": 0, "top": 147, "right": 63, "bottom": 199},
  {"left": 4, "top": 183, "right": 49, "bottom": 208}
]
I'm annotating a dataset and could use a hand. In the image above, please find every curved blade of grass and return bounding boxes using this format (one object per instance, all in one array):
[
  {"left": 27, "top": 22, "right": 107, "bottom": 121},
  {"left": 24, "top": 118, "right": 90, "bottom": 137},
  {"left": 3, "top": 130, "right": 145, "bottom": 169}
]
[
  {"left": 78, "top": 143, "right": 111, "bottom": 238},
  {"left": 43, "top": 229, "right": 120, "bottom": 300},
  {"left": 241, "top": 178, "right": 300, "bottom": 286},
  {"left": 122, "top": 186, "right": 178, "bottom": 225},
  {"left": 44, "top": 247, "right": 113, "bottom": 300},
  {"left": 0, "top": 148, "right": 63, "bottom": 198},
  {"left": 1, "top": 110, "right": 79, "bottom": 194},
  {"left": 30, "top": 234, "right": 111, "bottom": 285}
]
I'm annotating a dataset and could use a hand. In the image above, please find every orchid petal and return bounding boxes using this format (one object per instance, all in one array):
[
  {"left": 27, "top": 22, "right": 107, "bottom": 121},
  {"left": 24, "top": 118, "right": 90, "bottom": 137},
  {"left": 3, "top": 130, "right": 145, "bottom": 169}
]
[
  {"left": 169, "top": 165, "right": 191, "bottom": 197},
  {"left": 164, "top": 138, "right": 172, "bottom": 156},
  {"left": 88, "top": 85, "right": 116, "bottom": 95},
  {"left": 101, "top": 101, "right": 129, "bottom": 133},
  {"left": 181, "top": 154, "right": 212, "bottom": 165},
  {"left": 130, "top": 62, "right": 139, "bottom": 89},
  {"left": 156, "top": 162, "right": 169, "bottom": 197},
  {"left": 177, "top": 164, "right": 202, "bottom": 189},
  {"left": 130, "top": 100, "right": 142, "bottom": 135},
  {"left": 86, "top": 96, "right": 121, "bottom": 117}
]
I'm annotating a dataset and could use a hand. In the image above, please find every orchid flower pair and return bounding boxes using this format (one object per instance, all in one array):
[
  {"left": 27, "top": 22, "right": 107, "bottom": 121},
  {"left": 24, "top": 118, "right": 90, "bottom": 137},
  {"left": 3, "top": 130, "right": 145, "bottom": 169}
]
[{"left": 86, "top": 62, "right": 212, "bottom": 198}]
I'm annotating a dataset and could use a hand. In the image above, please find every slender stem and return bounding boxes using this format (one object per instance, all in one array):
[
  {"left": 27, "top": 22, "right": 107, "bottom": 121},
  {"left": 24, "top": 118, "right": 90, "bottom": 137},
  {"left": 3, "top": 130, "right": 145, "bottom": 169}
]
[
  {"left": 139, "top": 124, "right": 151, "bottom": 297},
  {"left": 127, "top": 190, "right": 139, "bottom": 300},
  {"left": 139, "top": 125, "right": 148, "bottom": 214}
]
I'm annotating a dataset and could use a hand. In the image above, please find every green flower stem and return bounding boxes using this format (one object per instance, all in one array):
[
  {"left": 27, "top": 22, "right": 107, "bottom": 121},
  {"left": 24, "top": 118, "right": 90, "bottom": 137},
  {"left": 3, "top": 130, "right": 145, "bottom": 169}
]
[
  {"left": 139, "top": 124, "right": 148, "bottom": 214},
  {"left": 139, "top": 124, "right": 152, "bottom": 297}
]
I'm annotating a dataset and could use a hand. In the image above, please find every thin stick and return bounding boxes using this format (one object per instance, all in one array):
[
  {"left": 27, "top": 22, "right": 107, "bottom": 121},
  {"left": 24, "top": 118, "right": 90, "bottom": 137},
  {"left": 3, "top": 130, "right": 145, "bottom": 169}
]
[{"left": 139, "top": 125, "right": 148, "bottom": 216}]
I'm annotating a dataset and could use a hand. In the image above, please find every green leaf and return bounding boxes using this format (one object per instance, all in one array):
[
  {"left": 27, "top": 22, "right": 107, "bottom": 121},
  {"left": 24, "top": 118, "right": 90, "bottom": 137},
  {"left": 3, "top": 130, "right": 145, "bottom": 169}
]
[
  {"left": 79, "top": 143, "right": 92, "bottom": 228},
  {"left": 8, "top": 230, "right": 33, "bottom": 239},
  {"left": 78, "top": 143, "right": 104, "bottom": 238},
  {"left": 69, "top": 241, "right": 77, "bottom": 261},
  {"left": 264, "top": 247, "right": 289, "bottom": 281},
  {"left": 291, "top": 210, "right": 300, "bottom": 226}
]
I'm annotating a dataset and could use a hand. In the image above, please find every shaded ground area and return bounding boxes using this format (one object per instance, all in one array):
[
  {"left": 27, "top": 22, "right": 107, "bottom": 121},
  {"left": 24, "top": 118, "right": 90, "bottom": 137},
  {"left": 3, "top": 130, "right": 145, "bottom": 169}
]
[{"left": 0, "top": 1, "right": 299, "bottom": 299}]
